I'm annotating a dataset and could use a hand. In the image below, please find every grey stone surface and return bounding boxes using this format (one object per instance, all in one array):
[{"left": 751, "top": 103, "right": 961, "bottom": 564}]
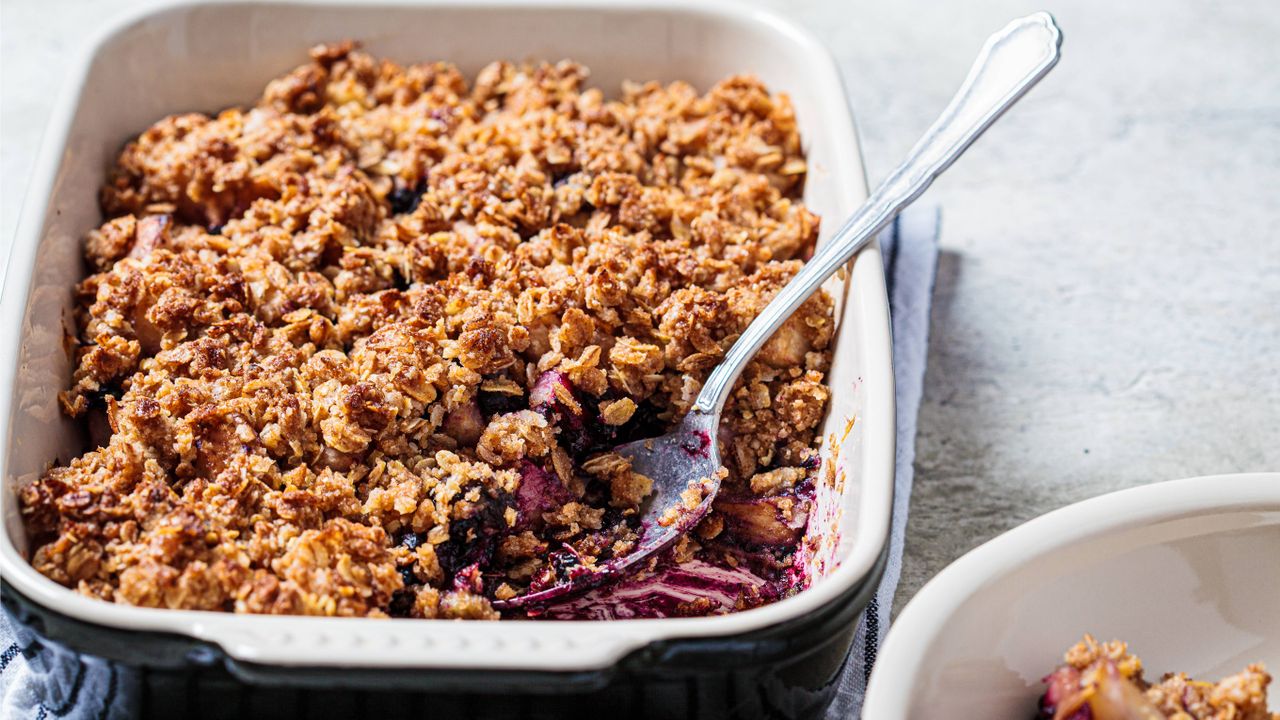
[{"left": 4, "top": 0, "right": 1278, "bottom": 621}]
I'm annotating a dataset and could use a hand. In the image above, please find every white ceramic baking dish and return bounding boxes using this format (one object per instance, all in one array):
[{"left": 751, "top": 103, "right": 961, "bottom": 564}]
[
  {"left": 863, "top": 473, "right": 1280, "bottom": 719},
  {"left": 0, "top": 0, "right": 894, "bottom": 675}
]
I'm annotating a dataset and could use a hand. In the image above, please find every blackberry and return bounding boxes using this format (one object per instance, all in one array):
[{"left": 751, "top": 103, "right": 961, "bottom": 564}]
[
  {"left": 388, "top": 181, "right": 426, "bottom": 215},
  {"left": 477, "top": 387, "right": 526, "bottom": 417},
  {"left": 551, "top": 550, "right": 580, "bottom": 577},
  {"left": 399, "top": 567, "right": 418, "bottom": 587},
  {"left": 388, "top": 588, "right": 415, "bottom": 618},
  {"left": 397, "top": 531, "right": 421, "bottom": 551},
  {"left": 435, "top": 491, "right": 507, "bottom": 576}
]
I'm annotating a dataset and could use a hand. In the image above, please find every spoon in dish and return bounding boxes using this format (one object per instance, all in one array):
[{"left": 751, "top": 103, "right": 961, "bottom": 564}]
[{"left": 494, "top": 11, "right": 1062, "bottom": 610}]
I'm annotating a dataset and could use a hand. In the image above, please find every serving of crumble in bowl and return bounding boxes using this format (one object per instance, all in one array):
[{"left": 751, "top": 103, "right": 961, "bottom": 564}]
[
  {"left": 0, "top": 0, "right": 893, "bottom": 687},
  {"left": 863, "top": 474, "right": 1280, "bottom": 719},
  {"left": 1036, "top": 634, "right": 1277, "bottom": 720}
]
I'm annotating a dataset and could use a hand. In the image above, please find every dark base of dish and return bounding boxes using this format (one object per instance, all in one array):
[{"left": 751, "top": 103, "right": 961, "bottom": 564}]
[{"left": 2, "top": 549, "right": 884, "bottom": 720}]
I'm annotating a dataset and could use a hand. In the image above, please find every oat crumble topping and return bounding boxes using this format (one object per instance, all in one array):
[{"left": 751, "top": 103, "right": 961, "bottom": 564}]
[{"left": 19, "top": 42, "right": 833, "bottom": 619}]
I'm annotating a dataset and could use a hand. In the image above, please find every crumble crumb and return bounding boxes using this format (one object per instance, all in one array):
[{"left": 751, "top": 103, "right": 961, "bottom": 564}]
[
  {"left": 599, "top": 397, "right": 637, "bottom": 426},
  {"left": 749, "top": 466, "right": 806, "bottom": 496}
]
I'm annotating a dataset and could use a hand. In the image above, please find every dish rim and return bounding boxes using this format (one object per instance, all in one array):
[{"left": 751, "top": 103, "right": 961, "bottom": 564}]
[
  {"left": 862, "top": 472, "right": 1280, "bottom": 717},
  {"left": 0, "top": 0, "right": 897, "bottom": 672}
]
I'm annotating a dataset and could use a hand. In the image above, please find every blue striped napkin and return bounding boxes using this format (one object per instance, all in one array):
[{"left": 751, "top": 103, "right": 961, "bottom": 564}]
[{"left": 827, "top": 206, "right": 941, "bottom": 718}]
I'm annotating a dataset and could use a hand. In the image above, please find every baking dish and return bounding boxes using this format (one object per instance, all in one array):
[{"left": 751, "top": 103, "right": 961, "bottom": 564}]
[
  {"left": 0, "top": 0, "right": 894, "bottom": 713},
  {"left": 863, "top": 473, "right": 1280, "bottom": 719}
]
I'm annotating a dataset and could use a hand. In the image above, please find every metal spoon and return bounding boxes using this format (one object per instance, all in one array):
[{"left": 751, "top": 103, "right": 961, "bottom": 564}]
[{"left": 496, "top": 11, "right": 1062, "bottom": 610}]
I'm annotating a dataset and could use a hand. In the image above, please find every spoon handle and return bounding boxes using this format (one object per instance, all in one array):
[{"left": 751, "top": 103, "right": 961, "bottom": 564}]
[{"left": 692, "top": 12, "right": 1063, "bottom": 416}]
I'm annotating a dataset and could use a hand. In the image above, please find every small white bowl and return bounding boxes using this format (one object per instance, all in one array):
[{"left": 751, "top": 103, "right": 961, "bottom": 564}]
[{"left": 863, "top": 473, "right": 1280, "bottom": 719}]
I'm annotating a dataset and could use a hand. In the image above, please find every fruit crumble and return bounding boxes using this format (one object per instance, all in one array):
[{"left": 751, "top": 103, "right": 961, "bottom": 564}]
[
  {"left": 19, "top": 42, "right": 834, "bottom": 619},
  {"left": 1038, "top": 635, "right": 1278, "bottom": 720}
]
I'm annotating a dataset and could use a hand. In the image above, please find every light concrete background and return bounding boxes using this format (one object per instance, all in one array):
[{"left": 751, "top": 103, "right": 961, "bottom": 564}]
[{"left": 3, "top": 0, "right": 1278, "bottom": 619}]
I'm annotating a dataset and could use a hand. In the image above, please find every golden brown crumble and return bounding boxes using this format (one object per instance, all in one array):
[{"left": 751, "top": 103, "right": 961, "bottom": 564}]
[
  {"left": 1040, "top": 635, "right": 1278, "bottom": 720},
  {"left": 20, "top": 42, "right": 832, "bottom": 619}
]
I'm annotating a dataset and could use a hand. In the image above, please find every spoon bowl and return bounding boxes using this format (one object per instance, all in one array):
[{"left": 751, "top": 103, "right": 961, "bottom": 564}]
[{"left": 493, "top": 411, "right": 721, "bottom": 609}]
